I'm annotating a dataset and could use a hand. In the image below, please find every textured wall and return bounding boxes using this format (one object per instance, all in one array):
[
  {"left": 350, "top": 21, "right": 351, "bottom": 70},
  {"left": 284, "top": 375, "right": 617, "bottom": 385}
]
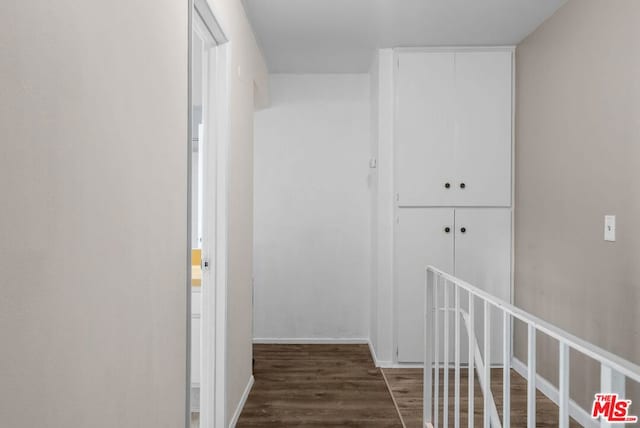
[
  {"left": 515, "top": 0, "right": 640, "bottom": 410},
  {"left": 0, "top": 1, "right": 188, "bottom": 426}
]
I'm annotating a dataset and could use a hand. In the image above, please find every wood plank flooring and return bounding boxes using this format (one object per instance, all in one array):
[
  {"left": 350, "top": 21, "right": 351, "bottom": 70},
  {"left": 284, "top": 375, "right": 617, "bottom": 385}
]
[
  {"left": 236, "top": 344, "right": 402, "bottom": 427},
  {"left": 236, "top": 345, "right": 584, "bottom": 426},
  {"left": 382, "top": 367, "right": 582, "bottom": 427}
]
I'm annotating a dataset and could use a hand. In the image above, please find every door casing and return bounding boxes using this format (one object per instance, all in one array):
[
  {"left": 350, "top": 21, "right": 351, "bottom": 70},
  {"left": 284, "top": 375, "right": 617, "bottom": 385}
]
[{"left": 188, "top": 1, "right": 229, "bottom": 427}]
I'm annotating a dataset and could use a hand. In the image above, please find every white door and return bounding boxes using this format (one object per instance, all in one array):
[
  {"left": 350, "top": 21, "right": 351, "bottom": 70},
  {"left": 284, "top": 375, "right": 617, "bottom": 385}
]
[
  {"left": 396, "top": 52, "right": 456, "bottom": 206},
  {"left": 191, "top": 9, "right": 222, "bottom": 427},
  {"left": 454, "top": 208, "right": 511, "bottom": 364},
  {"left": 454, "top": 51, "right": 512, "bottom": 206},
  {"left": 396, "top": 208, "right": 454, "bottom": 363}
]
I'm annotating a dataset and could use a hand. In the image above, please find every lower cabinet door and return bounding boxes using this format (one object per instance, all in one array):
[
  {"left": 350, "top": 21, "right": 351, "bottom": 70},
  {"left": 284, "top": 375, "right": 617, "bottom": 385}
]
[
  {"left": 454, "top": 208, "right": 511, "bottom": 365},
  {"left": 396, "top": 208, "right": 454, "bottom": 363}
]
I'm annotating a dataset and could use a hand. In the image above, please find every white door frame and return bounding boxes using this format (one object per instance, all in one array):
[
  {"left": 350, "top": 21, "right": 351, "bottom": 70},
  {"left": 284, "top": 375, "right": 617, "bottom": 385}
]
[
  {"left": 210, "top": 41, "right": 230, "bottom": 428},
  {"left": 189, "top": 1, "right": 229, "bottom": 427}
]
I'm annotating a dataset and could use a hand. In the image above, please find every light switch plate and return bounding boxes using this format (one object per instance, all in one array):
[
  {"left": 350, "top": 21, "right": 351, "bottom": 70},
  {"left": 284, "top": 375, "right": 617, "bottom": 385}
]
[{"left": 604, "top": 215, "right": 616, "bottom": 241}]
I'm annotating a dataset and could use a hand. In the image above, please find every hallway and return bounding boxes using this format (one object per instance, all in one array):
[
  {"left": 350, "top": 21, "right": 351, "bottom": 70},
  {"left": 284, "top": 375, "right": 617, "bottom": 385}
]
[
  {"left": 237, "top": 345, "right": 583, "bottom": 427},
  {"left": 237, "top": 345, "right": 401, "bottom": 427},
  {"left": 3, "top": 2, "right": 640, "bottom": 427}
]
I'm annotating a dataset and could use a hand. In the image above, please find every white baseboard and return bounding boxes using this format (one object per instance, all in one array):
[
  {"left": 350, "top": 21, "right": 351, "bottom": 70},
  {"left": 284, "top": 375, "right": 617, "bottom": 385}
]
[
  {"left": 511, "top": 357, "right": 596, "bottom": 428},
  {"left": 367, "top": 340, "right": 403, "bottom": 368},
  {"left": 367, "top": 341, "right": 378, "bottom": 365},
  {"left": 253, "top": 337, "right": 369, "bottom": 344},
  {"left": 384, "top": 362, "right": 424, "bottom": 368},
  {"left": 228, "top": 375, "right": 254, "bottom": 428},
  {"left": 368, "top": 341, "right": 391, "bottom": 368}
]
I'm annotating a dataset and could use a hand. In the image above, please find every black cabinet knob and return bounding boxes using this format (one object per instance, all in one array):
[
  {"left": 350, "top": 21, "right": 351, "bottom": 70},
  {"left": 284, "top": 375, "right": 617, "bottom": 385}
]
[
  {"left": 444, "top": 226, "right": 451, "bottom": 233},
  {"left": 460, "top": 182, "right": 466, "bottom": 189},
  {"left": 460, "top": 227, "right": 467, "bottom": 233},
  {"left": 444, "top": 182, "right": 451, "bottom": 189}
]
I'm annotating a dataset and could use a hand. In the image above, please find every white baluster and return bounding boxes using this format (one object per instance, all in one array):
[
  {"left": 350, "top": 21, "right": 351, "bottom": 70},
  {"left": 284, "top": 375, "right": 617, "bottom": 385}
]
[
  {"left": 455, "top": 286, "right": 460, "bottom": 428},
  {"left": 483, "top": 301, "right": 491, "bottom": 428},
  {"left": 424, "top": 269, "right": 433, "bottom": 425},
  {"left": 443, "top": 281, "right": 450, "bottom": 428},
  {"left": 468, "top": 292, "right": 474, "bottom": 428},
  {"left": 558, "top": 342, "right": 569, "bottom": 428},
  {"left": 527, "top": 324, "right": 536, "bottom": 428},
  {"left": 433, "top": 276, "right": 440, "bottom": 428},
  {"left": 503, "top": 311, "right": 511, "bottom": 428},
  {"left": 600, "top": 365, "right": 626, "bottom": 428}
]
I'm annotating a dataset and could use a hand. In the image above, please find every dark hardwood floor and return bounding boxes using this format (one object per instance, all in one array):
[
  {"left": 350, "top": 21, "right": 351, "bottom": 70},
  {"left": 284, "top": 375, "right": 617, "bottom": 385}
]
[
  {"left": 382, "top": 367, "right": 582, "bottom": 427},
  {"left": 236, "top": 345, "right": 583, "bottom": 427},
  {"left": 236, "top": 344, "right": 402, "bottom": 427}
]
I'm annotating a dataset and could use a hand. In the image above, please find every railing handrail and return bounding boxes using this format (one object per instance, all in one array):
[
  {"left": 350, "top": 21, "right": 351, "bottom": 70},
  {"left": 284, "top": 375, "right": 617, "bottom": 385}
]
[{"left": 426, "top": 265, "right": 640, "bottom": 384}]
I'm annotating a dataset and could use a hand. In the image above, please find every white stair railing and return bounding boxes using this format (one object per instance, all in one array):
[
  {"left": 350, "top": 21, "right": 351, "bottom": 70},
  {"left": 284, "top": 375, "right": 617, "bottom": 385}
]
[
  {"left": 434, "top": 307, "right": 502, "bottom": 427},
  {"left": 423, "top": 266, "right": 640, "bottom": 428}
]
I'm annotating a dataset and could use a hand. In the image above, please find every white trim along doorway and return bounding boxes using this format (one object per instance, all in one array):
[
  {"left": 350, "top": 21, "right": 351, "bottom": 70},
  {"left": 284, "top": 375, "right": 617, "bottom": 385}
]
[{"left": 188, "top": 1, "right": 229, "bottom": 427}]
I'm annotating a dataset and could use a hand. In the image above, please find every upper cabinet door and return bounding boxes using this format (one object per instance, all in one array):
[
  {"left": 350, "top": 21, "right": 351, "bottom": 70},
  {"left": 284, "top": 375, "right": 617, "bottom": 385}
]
[
  {"left": 396, "top": 52, "right": 456, "bottom": 206},
  {"left": 454, "top": 51, "right": 512, "bottom": 206}
]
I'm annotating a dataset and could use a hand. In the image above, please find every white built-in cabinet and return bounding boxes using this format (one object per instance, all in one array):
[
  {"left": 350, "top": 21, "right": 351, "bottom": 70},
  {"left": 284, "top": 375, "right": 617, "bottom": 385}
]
[
  {"left": 394, "top": 49, "right": 513, "bottom": 364},
  {"left": 395, "top": 51, "right": 512, "bottom": 207},
  {"left": 396, "top": 208, "right": 511, "bottom": 362}
]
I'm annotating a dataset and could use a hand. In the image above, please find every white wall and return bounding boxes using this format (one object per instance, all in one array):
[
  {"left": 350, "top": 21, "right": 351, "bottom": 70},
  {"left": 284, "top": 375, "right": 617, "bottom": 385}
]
[
  {"left": 253, "top": 74, "right": 371, "bottom": 341},
  {"left": 205, "top": 0, "right": 269, "bottom": 423},
  {"left": 369, "top": 54, "right": 380, "bottom": 353},
  {"left": 0, "top": 1, "right": 188, "bottom": 427},
  {"left": 369, "top": 50, "right": 396, "bottom": 365}
]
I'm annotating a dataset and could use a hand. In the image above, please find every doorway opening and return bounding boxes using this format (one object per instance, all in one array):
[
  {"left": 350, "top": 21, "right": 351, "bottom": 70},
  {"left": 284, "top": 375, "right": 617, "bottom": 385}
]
[{"left": 189, "top": 1, "right": 228, "bottom": 427}]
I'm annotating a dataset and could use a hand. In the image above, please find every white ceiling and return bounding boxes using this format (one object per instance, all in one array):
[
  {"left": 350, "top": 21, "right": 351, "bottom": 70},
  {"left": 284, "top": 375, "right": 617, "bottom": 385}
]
[{"left": 242, "top": 0, "right": 567, "bottom": 73}]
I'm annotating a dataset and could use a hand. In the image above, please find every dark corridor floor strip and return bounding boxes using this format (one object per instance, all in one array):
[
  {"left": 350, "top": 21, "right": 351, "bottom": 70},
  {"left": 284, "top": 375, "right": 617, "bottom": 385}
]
[{"left": 236, "top": 344, "right": 402, "bottom": 427}]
